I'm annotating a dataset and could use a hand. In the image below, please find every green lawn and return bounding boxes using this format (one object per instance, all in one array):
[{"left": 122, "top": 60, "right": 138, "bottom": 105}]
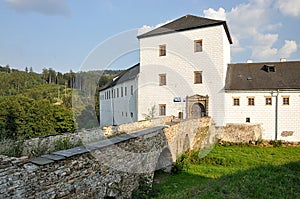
[{"left": 152, "top": 145, "right": 300, "bottom": 199}]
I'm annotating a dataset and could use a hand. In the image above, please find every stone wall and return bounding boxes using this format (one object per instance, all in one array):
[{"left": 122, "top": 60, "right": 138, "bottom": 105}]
[
  {"left": 0, "top": 126, "right": 168, "bottom": 199},
  {"left": 218, "top": 123, "right": 262, "bottom": 143},
  {"left": 103, "top": 116, "right": 174, "bottom": 136},
  {"left": 163, "top": 117, "right": 214, "bottom": 162},
  {"left": 0, "top": 117, "right": 211, "bottom": 198},
  {"left": 22, "top": 128, "right": 104, "bottom": 157}
]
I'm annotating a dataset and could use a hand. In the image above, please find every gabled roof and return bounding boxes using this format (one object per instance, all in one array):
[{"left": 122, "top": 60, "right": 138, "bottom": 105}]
[
  {"left": 137, "top": 14, "right": 232, "bottom": 44},
  {"left": 225, "top": 61, "right": 300, "bottom": 91},
  {"left": 100, "top": 63, "right": 140, "bottom": 91}
]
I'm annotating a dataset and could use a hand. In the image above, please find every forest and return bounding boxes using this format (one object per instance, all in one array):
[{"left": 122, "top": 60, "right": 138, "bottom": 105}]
[{"left": 0, "top": 65, "right": 121, "bottom": 141}]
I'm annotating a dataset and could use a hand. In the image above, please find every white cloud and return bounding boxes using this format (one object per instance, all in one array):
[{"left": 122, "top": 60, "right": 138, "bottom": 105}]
[
  {"left": 4, "top": 0, "right": 70, "bottom": 16},
  {"left": 203, "top": 7, "right": 226, "bottom": 20},
  {"left": 138, "top": 19, "right": 173, "bottom": 36},
  {"left": 276, "top": 0, "right": 300, "bottom": 17},
  {"left": 203, "top": 0, "right": 298, "bottom": 61},
  {"left": 278, "top": 40, "right": 298, "bottom": 58}
]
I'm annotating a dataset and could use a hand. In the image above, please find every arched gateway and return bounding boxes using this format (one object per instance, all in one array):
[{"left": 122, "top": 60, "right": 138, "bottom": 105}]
[{"left": 186, "top": 95, "right": 209, "bottom": 118}]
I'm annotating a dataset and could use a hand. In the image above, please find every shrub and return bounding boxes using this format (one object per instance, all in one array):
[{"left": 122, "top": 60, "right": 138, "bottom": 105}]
[{"left": 54, "top": 137, "right": 83, "bottom": 151}]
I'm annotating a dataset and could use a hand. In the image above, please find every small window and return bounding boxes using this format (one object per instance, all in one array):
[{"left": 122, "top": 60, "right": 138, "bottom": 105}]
[
  {"left": 246, "top": 117, "right": 250, "bottom": 123},
  {"left": 248, "top": 97, "right": 255, "bottom": 106},
  {"left": 159, "top": 74, "right": 166, "bottom": 86},
  {"left": 130, "top": 112, "right": 133, "bottom": 118},
  {"left": 194, "top": 71, "right": 202, "bottom": 84},
  {"left": 159, "top": 44, "right": 166, "bottom": 56},
  {"left": 265, "top": 97, "right": 272, "bottom": 105},
  {"left": 194, "top": 40, "right": 203, "bottom": 52},
  {"left": 233, "top": 98, "right": 240, "bottom": 106},
  {"left": 159, "top": 104, "right": 166, "bottom": 116},
  {"left": 283, "top": 96, "right": 289, "bottom": 105},
  {"left": 121, "top": 87, "right": 123, "bottom": 97},
  {"left": 125, "top": 87, "right": 127, "bottom": 96},
  {"left": 117, "top": 88, "right": 119, "bottom": 98},
  {"left": 131, "top": 85, "right": 133, "bottom": 95},
  {"left": 108, "top": 90, "right": 111, "bottom": 99},
  {"left": 126, "top": 112, "right": 128, "bottom": 117}
]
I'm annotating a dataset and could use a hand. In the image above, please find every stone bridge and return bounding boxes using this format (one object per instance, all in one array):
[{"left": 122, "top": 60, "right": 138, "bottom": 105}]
[{"left": 0, "top": 117, "right": 215, "bottom": 198}]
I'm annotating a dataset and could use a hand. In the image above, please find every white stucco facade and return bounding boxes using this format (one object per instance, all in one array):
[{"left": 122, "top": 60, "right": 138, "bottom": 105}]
[
  {"left": 99, "top": 15, "right": 300, "bottom": 141},
  {"left": 99, "top": 78, "right": 138, "bottom": 127},
  {"left": 138, "top": 25, "right": 231, "bottom": 126},
  {"left": 225, "top": 91, "right": 300, "bottom": 141}
]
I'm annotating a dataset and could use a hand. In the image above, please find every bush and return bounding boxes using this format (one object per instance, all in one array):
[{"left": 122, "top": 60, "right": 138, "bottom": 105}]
[
  {"left": 0, "top": 138, "right": 24, "bottom": 157},
  {"left": 54, "top": 137, "right": 83, "bottom": 151},
  {"left": 269, "top": 140, "right": 283, "bottom": 147}
]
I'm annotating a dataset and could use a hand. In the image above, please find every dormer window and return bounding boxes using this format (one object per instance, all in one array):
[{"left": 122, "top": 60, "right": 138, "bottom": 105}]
[{"left": 264, "top": 65, "right": 276, "bottom": 72}]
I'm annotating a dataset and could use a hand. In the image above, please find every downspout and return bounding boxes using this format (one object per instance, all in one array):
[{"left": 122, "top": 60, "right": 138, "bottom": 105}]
[
  {"left": 275, "top": 89, "right": 279, "bottom": 141},
  {"left": 272, "top": 89, "right": 279, "bottom": 140}
]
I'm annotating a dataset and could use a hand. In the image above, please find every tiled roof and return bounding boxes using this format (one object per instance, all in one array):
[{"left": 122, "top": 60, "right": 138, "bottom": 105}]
[
  {"left": 137, "top": 14, "right": 232, "bottom": 44},
  {"left": 225, "top": 61, "right": 300, "bottom": 91},
  {"left": 100, "top": 63, "right": 140, "bottom": 91}
]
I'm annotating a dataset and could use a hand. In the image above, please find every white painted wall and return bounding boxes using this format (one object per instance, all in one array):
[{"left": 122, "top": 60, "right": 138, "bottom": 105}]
[
  {"left": 138, "top": 25, "right": 231, "bottom": 125},
  {"left": 225, "top": 91, "right": 300, "bottom": 141},
  {"left": 99, "top": 78, "right": 138, "bottom": 127}
]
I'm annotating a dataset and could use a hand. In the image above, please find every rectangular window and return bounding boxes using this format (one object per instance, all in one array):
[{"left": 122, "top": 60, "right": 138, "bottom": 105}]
[
  {"left": 159, "top": 74, "right": 166, "bottom": 86},
  {"left": 248, "top": 97, "right": 255, "bottom": 106},
  {"left": 233, "top": 97, "right": 240, "bottom": 106},
  {"left": 283, "top": 96, "right": 289, "bottom": 105},
  {"left": 159, "top": 104, "right": 166, "bottom": 116},
  {"left": 246, "top": 117, "right": 250, "bottom": 123},
  {"left": 117, "top": 88, "right": 119, "bottom": 98},
  {"left": 121, "top": 87, "right": 123, "bottom": 97},
  {"left": 131, "top": 85, "right": 133, "bottom": 95},
  {"left": 194, "top": 40, "right": 203, "bottom": 52},
  {"left": 265, "top": 97, "right": 272, "bottom": 105},
  {"left": 159, "top": 44, "right": 166, "bottom": 56},
  {"left": 108, "top": 90, "right": 111, "bottom": 99},
  {"left": 125, "top": 87, "right": 127, "bottom": 96},
  {"left": 194, "top": 71, "right": 202, "bottom": 84}
]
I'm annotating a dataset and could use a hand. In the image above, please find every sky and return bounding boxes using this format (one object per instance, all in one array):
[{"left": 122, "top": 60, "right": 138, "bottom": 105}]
[{"left": 0, "top": 0, "right": 300, "bottom": 73}]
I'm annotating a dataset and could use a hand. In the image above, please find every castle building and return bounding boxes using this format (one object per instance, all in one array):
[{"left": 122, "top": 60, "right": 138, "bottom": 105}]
[{"left": 99, "top": 14, "right": 300, "bottom": 141}]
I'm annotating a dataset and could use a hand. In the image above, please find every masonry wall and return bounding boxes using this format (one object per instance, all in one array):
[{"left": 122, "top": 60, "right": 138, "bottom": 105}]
[
  {"left": 0, "top": 117, "right": 213, "bottom": 198},
  {"left": 0, "top": 127, "right": 167, "bottom": 199}
]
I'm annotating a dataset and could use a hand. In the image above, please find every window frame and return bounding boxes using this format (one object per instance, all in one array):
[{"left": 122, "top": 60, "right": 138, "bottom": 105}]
[
  {"left": 194, "top": 40, "right": 203, "bottom": 52},
  {"left": 233, "top": 97, "right": 240, "bottom": 106},
  {"left": 159, "top": 104, "right": 166, "bottom": 116},
  {"left": 247, "top": 97, "right": 255, "bottom": 106},
  {"left": 159, "top": 44, "right": 166, "bottom": 56},
  {"left": 194, "top": 71, "right": 203, "bottom": 84},
  {"left": 265, "top": 97, "right": 272, "bottom": 106},
  {"left": 282, "top": 96, "right": 290, "bottom": 105},
  {"left": 159, "top": 74, "right": 166, "bottom": 86}
]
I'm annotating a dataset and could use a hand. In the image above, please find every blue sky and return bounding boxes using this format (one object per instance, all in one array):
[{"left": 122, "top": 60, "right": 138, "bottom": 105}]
[{"left": 0, "top": 0, "right": 299, "bottom": 73}]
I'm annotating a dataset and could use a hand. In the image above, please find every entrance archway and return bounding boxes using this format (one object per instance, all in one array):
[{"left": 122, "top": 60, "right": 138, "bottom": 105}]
[
  {"left": 191, "top": 103, "right": 206, "bottom": 118},
  {"left": 186, "top": 95, "right": 209, "bottom": 118}
]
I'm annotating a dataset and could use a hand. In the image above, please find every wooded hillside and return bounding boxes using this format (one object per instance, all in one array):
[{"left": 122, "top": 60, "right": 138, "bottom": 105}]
[{"left": 0, "top": 65, "right": 120, "bottom": 140}]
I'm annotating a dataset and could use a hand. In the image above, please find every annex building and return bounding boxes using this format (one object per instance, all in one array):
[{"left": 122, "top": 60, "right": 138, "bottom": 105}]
[{"left": 99, "top": 14, "right": 300, "bottom": 142}]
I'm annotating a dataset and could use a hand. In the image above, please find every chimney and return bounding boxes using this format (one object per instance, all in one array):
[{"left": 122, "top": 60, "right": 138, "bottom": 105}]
[
  {"left": 247, "top": 60, "right": 253, "bottom": 63},
  {"left": 280, "top": 58, "right": 287, "bottom": 62}
]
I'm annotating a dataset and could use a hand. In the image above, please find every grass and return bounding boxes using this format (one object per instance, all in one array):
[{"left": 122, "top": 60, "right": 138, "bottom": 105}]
[{"left": 152, "top": 144, "right": 300, "bottom": 199}]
